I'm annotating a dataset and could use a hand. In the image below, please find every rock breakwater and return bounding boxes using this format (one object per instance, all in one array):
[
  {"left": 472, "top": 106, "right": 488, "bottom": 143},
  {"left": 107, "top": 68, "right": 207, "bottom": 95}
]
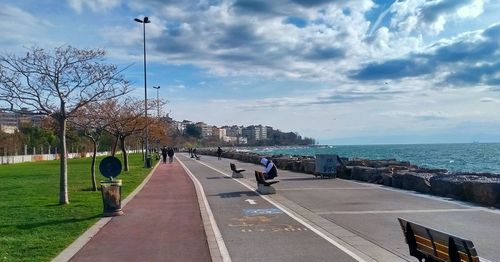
[{"left": 197, "top": 148, "right": 500, "bottom": 208}]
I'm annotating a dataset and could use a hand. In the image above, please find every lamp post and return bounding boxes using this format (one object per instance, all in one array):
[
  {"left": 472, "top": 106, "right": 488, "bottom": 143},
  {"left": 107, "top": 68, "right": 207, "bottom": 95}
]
[
  {"left": 153, "top": 86, "right": 160, "bottom": 118},
  {"left": 135, "top": 16, "right": 152, "bottom": 168}
]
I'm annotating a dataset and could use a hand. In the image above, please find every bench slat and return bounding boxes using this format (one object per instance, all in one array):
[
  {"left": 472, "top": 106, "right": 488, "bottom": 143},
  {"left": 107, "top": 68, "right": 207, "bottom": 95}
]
[{"left": 398, "top": 218, "right": 479, "bottom": 262}]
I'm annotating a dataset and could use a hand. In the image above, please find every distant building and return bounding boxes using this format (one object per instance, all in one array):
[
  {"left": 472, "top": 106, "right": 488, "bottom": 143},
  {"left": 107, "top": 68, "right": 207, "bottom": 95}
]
[
  {"left": 176, "top": 120, "right": 193, "bottom": 133},
  {"left": 0, "top": 109, "right": 44, "bottom": 133},
  {"left": 223, "top": 125, "right": 242, "bottom": 137},
  {"left": 223, "top": 136, "right": 237, "bottom": 143},
  {"left": 214, "top": 127, "right": 226, "bottom": 140},
  {"left": 242, "top": 125, "right": 268, "bottom": 141},
  {"left": 196, "top": 122, "right": 213, "bottom": 138}
]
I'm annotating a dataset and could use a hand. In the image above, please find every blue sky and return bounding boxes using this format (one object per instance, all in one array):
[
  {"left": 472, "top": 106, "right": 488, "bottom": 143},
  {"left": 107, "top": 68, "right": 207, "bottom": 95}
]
[{"left": 1, "top": 0, "right": 499, "bottom": 145}]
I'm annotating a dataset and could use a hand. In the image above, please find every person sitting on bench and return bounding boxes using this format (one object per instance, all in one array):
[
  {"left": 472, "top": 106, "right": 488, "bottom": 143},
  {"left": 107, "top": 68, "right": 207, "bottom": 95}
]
[{"left": 259, "top": 158, "right": 278, "bottom": 180}]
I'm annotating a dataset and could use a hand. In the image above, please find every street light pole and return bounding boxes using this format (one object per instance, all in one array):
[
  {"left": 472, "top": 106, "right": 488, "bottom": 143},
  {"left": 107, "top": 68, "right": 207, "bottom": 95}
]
[
  {"left": 134, "top": 16, "right": 151, "bottom": 168},
  {"left": 153, "top": 86, "right": 160, "bottom": 118}
]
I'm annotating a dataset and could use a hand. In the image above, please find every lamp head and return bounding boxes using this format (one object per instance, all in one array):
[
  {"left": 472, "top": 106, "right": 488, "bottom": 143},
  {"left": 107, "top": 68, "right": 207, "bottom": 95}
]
[
  {"left": 134, "top": 18, "right": 143, "bottom": 23},
  {"left": 144, "top": 17, "right": 151, "bottom": 23}
]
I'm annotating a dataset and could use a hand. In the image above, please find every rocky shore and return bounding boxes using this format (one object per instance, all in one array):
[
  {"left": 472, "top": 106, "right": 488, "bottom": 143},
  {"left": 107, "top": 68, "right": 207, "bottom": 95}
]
[{"left": 197, "top": 148, "right": 500, "bottom": 208}]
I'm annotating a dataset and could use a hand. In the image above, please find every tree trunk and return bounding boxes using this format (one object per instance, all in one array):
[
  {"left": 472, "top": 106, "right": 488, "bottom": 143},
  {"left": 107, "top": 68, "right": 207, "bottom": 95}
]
[
  {"left": 141, "top": 139, "right": 145, "bottom": 160},
  {"left": 58, "top": 118, "right": 69, "bottom": 204},
  {"left": 91, "top": 139, "right": 98, "bottom": 191},
  {"left": 120, "top": 135, "right": 129, "bottom": 171},
  {"left": 111, "top": 134, "right": 119, "bottom": 156}
]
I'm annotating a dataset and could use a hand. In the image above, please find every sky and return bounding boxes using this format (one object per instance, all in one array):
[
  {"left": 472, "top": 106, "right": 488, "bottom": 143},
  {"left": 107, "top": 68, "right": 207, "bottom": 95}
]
[{"left": 0, "top": 0, "right": 499, "bottom": 145}]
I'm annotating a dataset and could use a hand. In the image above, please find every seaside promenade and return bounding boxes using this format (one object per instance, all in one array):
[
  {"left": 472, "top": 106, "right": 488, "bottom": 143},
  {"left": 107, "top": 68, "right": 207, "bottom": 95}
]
[{"left": 56, "top": 153, "right": 500, "bottom": 262}]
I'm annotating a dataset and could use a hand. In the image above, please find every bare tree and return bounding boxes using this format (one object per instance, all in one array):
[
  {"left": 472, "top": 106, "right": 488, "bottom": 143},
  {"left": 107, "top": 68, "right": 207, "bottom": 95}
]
[
  {"left": 72, "top": 101, "right": 114, "bottom": 191},
  {"left": 0, "top": 46, "right": 129, "bottom": 204},
  {"left": 105, "top": 97, "right": 146, "bottom": 171}
]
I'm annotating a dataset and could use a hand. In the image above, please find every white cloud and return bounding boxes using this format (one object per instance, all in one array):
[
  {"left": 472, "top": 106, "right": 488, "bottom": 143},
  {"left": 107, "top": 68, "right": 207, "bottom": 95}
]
[
  {"left": 390, "top": 0, "right": 486, "bottom": 36},
  {"left": 67, "top": 0, "right": 121, "bottom": 13},
  {"left": 0, "top": 4, "right": 53, "bottom": 48},
  {"left": 457, "top": 0, "right": 485, "bottom": 18},
  {"left": 479, "top": 97, "right": 499, "bottom": 103}
]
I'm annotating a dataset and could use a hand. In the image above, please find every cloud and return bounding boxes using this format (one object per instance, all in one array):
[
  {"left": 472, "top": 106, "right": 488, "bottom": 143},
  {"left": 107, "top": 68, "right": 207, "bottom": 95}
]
[
  {"left": 238, "top": 86, "right": 408, "bottom": 110},
  {"left": 231, "top": 0, "right": 276, "bottom": 14},
  {"left": 479, "top": 97, "right": 499, "bottom": 103},
  {"left": 379, "top": 110, "right": 452, "bottom": 121},
  {"left": 91, "top": 0, "right": 498, "bottom": 88},
  {"left": 351, "top": 22, "right": 500, "bottom": 87},
  {"left": 0, "top": 4, "right": 53, "bottom": 48},
  {"left": 390, "top": 0, "right": 485, "bottom": 35},
  {"left": 304, "top": 46, "right": 345, "bottom": 60},
  {"left": 67, "top": 0, "right": 121, "bottom": 13},
  {"left": 349, "top": 59, "right": 432, "bottom": 80},
  {"left": 167, "top": 84, "right": 186, "bottom": 92},
  {"left": 290, "top": 0, "right": 343, "bottom": 7}
]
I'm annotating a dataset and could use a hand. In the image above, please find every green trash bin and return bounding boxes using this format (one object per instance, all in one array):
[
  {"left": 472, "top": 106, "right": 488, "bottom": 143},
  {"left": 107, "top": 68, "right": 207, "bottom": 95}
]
[{"left": 100, "top": 179, "right": 123, "bottom": 217}]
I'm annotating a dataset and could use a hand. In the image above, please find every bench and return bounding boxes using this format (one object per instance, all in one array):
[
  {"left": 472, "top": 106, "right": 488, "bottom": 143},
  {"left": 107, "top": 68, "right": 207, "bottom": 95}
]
[
  {"left": 230, "top": 163, "right": 245, "bottom": 178},
  {"left": 255, "top": 171, "right": 279, "bottom": 195},
  {"left": 398, "top": 218, "right": 481, "bottom": 262}
]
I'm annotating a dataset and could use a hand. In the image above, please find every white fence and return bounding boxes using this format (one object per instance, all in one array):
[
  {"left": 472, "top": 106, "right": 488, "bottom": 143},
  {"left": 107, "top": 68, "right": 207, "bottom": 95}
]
[{"left": 0, "top": 152, "right": 114, "bottom": 165}]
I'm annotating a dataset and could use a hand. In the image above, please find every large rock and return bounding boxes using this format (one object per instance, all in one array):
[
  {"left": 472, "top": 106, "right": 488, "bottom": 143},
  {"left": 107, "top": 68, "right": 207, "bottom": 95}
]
[
  {"left": 429, "top": 174, "right": 466, "bottom": 200},
  {"left": 350, "top": 166, "right": 390, "bottom": 184},
  {"left": 346, "top": 158, "right": 413, "bottom": 168},
  {"left": 430, "top": 173, "right": 500, "bottom": 206},
  {"left": 437, "top": 173, "right": 500, "bottom": 207},
  {"left": 393, "top": 172, "right": 433, "bottom": 194},
  {"left": 302, "top": 160, "right": 316, "bottom": 174}
]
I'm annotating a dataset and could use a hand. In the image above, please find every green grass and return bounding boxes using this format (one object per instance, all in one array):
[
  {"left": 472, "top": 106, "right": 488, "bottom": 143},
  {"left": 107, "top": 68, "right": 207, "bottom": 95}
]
[{"left": 0, "top": 154, "right": 156, "bottom": 262}]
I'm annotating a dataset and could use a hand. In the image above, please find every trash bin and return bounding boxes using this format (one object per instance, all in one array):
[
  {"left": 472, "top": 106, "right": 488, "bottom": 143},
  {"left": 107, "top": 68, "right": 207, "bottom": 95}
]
[
  {"left": 145, "top": 155, "right": 152, "bottom": 168},
  {"left": 100, "top": 179, "right": 123, "bottom": 217}
]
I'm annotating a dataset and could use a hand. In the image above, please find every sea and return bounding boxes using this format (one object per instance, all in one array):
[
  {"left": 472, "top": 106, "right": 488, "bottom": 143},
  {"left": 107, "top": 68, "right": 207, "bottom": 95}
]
[{"left": 246, "top": 143, "right": 500, "bottom": 175}]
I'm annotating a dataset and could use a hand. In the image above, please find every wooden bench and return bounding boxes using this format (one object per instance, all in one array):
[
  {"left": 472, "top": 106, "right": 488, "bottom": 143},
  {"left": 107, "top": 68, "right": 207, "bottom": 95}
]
[
  {"left": 230, "top": 163, "right": 245, "bottom": 178},
  {"left": 398, "top": 218, "right": 481, "bottom": 262},
  {"left": 254, "top": 171, "right": 279, "bottom": 195}
]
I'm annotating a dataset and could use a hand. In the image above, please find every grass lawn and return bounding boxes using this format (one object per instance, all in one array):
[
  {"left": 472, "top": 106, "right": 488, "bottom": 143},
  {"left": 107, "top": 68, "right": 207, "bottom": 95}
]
[{"left": 0, "top": 154, "right": 156, "bottom": 262}]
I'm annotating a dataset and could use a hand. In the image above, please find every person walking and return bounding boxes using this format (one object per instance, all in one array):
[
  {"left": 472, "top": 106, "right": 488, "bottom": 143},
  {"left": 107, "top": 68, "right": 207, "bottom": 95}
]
[
  {"left": 216, "top": 147, "right": 223, "bottom": 160},
  {"left": 161, "top": 146, "right": 168, "bottom": 164},
  {"left": 167, "top": 147, "right": 175, "bottom": 163}
]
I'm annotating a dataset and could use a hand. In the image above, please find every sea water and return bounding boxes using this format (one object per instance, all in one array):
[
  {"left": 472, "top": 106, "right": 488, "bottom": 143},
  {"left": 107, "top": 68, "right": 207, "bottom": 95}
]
[{"left": 248, "top": 143, "right": 500, "bottom": 174}]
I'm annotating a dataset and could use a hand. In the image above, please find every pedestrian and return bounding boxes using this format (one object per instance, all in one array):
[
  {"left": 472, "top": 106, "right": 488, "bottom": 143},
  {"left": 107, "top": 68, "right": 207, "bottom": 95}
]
[
  {"left": 189, "top": 148, "right": 194, "bottom": 158},
  {"left": 217, "top": 147, "right": 223, "bottom": 160},
  {"left": 161, "top": 146, "right": 168, "bottom": 164},
  {"left": 193, "top": 148, "right": 199, "bottom": 160},
  {"left": 258, "top": 158, "right": 278, "bottom": 180},
  {"left": 167, "top": 147, "right": 175, "bottom": 163}
]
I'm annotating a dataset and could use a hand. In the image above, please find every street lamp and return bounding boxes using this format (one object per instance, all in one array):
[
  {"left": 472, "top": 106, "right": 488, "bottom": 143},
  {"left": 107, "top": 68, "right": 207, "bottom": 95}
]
[
  {"left": 135, "top": 16, "right": 151, "bottom": 168},
  {"left": 153, "top": 86, "right": 160, "bottom": 118}
]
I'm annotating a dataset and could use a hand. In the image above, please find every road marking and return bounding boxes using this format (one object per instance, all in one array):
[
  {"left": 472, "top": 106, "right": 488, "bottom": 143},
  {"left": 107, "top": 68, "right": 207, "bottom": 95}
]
[
  {"left": 316, "top": 208, "right": 482, "bottom": 215},
  {"left": 245, "top": 199, "right": 257, "bottom": 205},
  {"left": 244, "top": 208, "right": 282, "bottom": 216},
  {"left": 194, "top": 159, "right": 367, "bottom": 262},
  {"left": 177, "top": 157, "right": 231, "bottom": 262},
  {"left": 279, "top": 187, "right": 375, "bottom": 191}
]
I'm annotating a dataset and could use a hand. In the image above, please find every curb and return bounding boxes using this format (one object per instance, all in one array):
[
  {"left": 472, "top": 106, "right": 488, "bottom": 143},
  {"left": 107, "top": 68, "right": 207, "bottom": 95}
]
[{"left": 177, "top": 154, "right": 229, "bottom": 262}]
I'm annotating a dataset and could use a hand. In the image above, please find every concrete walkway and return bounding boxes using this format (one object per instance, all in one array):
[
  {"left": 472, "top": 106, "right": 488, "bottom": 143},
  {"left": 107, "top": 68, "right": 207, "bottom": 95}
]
[{"left": 65, "top": 158, "right": 211, "bottom": 262}]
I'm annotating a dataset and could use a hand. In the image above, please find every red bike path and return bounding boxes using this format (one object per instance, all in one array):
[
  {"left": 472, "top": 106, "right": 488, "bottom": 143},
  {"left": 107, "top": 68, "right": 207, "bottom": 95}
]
[{"left": 65, "top": 159, "right": 212, "bottom": 262}]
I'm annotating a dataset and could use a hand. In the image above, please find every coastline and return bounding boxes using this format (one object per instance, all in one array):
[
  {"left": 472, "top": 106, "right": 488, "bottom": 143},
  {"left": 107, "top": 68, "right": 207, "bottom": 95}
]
[{"left": 241, "top": 143, "right": 500, "bottom": 174}]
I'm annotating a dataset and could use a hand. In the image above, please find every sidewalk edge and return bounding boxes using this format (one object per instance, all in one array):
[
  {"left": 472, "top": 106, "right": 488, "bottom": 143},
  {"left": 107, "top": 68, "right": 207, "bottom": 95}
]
[
  {"left": 176, "top": 155, "right": 229, "bottom": 262},
  {"left": 51, "top": 161, "right": 160, "bottom": 262}
]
